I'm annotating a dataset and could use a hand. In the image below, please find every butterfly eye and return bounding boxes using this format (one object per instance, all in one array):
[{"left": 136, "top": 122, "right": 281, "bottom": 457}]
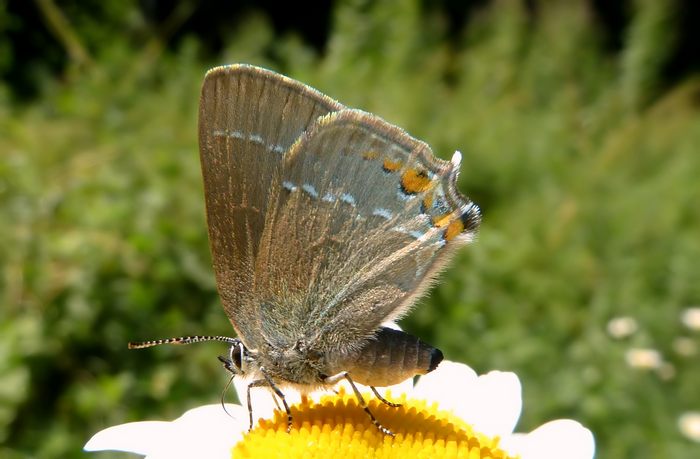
[{"left": 230, "top": 343, "right": 243, "bottom": 369}]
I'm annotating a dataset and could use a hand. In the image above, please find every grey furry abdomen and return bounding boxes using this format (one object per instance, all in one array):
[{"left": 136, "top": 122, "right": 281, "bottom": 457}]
[{"left": 332, "top": 327, "right": 443, "bottom": 387}]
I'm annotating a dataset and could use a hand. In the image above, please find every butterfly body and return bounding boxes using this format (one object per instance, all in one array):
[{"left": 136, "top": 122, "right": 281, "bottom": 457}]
[{"left": 229, "top": 325, "right": 442, "bottom": 390}]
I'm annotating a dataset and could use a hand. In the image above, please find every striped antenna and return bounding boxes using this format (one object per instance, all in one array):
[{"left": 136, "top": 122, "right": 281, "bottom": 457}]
[{"left": 128, "top": 335, "right": 240, "bottom": 349}]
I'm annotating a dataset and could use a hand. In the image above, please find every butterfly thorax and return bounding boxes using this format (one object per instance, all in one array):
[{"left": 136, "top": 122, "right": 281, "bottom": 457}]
[{"left": 257, "top": 339, "right": 329, "bottom": 386}]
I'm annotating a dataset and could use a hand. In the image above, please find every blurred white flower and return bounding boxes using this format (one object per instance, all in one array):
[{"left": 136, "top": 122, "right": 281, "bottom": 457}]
[
  {"left": 681, "top": 307, "right": 700, "bottom": 331},
  {"left": 655, "top": 362, "right": 675, "bottom": 381},
  {"left": 678, "top": 412, "right": 700, "bottom": 443},
  {"left": 606, "top": 316, "right": 638, "bottom": 339},
  {"left": 625, "top": 347, "right": 662, "bottom": 370},
  {"left": 673, "top": 337, "right": 696, "bottom": 357}
]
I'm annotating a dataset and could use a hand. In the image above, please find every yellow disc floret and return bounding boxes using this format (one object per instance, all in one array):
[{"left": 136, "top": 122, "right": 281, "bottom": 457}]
[{"left": 233, "top": 390, "right": 516, "bottom": 459}]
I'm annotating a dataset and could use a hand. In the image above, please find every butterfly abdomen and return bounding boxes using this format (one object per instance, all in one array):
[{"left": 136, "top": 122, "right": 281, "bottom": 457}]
[{"left": 334, "top": 327, "right": 443, "bottom": 388}]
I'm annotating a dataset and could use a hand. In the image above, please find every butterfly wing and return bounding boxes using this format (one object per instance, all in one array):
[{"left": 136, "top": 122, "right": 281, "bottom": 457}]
[
  {"left": 254, "top": 109, "right": 480, "bottom": 353},
  {"left": 198, "top": 65, "right": 344, "bottom": 347}
]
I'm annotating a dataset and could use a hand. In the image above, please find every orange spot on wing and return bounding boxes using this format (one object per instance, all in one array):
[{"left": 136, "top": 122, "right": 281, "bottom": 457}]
[
  {"left": 382, "top": 158, "right": 403, "bottom": 172},
  {"left": 444, "top": 219, "right": 465, "bottom": 241},
  {"left": 401, "top": 168, "right": 433, "bottom": 194},
  {"left": 432, "top": 213, "right": 451, "bottom": 228}
]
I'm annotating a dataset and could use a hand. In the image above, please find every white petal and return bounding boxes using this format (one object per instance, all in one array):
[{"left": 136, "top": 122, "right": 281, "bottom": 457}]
[
  {"left": 412, "top": 360, "right": 478, "bottom": 403},
  {"left": 464, "top": 371, "right": 522, "bottom": 437},
  {"left": 85, "top": 404, "right": 248, "bottom": 459},
  {"left": 501, "top": 419, "right": 595, "bottom": 459},
  {"left": 414, "top": 362, "right": 522, "bottom": 437},
  {"left": 84, "top": 421, "right": 172, "bottom": 454}
]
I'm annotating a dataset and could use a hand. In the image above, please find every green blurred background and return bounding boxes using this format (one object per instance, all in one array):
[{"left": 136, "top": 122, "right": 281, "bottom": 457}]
[{"left": 2, "top": 0, "right": 699, "bottom": 457}]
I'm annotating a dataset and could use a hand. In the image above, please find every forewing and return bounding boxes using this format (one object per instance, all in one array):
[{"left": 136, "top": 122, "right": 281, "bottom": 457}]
[
  {"left": 253, "top": 109, "right": 480, "bottom": 351},
  {"left": 198, "top": 65, "right": 344, "bottom": 346}
]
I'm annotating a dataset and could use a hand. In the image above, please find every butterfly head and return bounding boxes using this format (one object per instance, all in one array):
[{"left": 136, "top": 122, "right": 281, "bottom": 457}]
[{"left": 218, "top": 339, "right": 258, "bottom": 377}]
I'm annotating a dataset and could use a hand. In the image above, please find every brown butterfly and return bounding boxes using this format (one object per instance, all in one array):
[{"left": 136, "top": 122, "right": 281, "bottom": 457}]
[{"left": 129, "top": 64, "right": 480, "bottom": 436}]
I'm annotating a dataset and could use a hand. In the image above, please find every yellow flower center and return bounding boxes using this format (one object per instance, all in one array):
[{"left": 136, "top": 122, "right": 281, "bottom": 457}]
[{"left": 232, "top": 390, "right": 516, "bottom": 458}]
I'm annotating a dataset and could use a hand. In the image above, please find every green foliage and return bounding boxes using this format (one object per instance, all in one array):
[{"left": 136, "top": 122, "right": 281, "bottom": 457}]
[{"left": 2, "top": 0, "right": 699, "bottom": 457}]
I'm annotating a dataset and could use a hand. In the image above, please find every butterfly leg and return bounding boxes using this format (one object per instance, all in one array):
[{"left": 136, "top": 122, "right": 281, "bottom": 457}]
[
  {"left": 324, "top": 372, "right": 395, "bottom": 436},
  {"left": 245, "top": 379, "right": 270, "bottom": 431},
  {"left": 259, "top": 367, "right": 293, "bottom": 433},
  {"left": 270, "top": 391, "right": 282, "bottom": 411},
  {"left": 370, "top": 386, "right": 402, "bottom": 408}
]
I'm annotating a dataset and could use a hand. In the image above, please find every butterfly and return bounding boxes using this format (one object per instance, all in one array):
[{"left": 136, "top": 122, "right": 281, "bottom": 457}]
[{"left": 130, "top": 64, "right": 481, "bottom": 436}]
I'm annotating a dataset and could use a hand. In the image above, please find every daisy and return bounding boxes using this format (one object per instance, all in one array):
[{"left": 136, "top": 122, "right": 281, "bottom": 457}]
[{"left": 85, "top": 360, "right": 594, "bottom": 458}]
